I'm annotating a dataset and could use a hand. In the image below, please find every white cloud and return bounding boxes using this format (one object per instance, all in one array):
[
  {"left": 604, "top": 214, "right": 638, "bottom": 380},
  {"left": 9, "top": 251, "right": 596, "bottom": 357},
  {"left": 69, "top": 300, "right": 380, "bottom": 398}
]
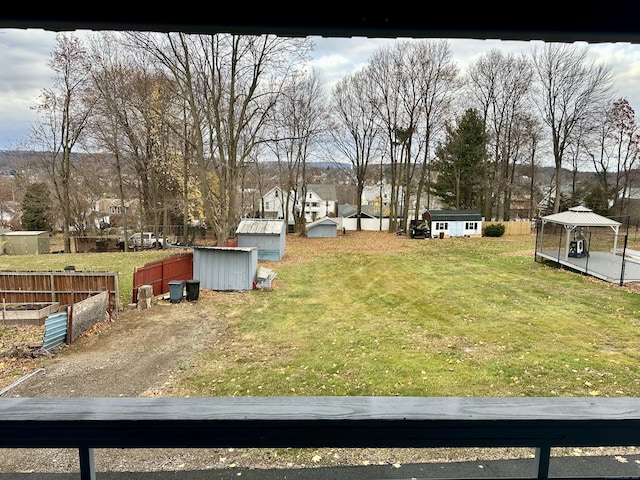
[{"left": 3, "top": 30, "right": 640, "bottom": 150}]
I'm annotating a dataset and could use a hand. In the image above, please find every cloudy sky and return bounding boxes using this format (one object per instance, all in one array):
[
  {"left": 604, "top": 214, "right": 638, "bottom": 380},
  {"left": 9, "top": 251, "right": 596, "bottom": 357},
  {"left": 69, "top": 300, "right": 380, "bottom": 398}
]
[{"left": 2, "top": 28, "right": 640, "bottom": 151}]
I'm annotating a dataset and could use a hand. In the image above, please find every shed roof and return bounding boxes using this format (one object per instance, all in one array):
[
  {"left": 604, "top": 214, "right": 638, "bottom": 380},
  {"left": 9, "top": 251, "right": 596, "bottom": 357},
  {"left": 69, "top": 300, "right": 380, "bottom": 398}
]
[
  {"left": 307, "top": 217, "right": 338, "bottom": 228},
  {"left": 236, "top": 219, "right": 285, "bottom": 235},
  {"left": 541, "top": 206, "right": 621, "bottom": 227},
  {"left": 2, "top": 230, "right": 48, "bottom": 236},
  {"left": 426, "top": 210, "right": 482, "bottom": 222}
]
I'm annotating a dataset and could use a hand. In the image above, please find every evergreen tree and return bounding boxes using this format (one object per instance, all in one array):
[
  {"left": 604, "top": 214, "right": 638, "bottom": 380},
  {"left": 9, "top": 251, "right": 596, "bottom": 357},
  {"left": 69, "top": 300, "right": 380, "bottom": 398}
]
[
  {"left": 431, "top": 108, "right": 488, "bottom": 210},
  {"left": 21, "top": 183, "right": 52, "bottom": 231}
]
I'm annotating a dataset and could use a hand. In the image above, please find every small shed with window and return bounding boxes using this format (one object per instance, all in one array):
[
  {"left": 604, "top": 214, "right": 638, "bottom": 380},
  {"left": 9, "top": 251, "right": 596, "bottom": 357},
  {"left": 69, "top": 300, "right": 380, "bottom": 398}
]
[
  {"left": 423, "top": 210, "right": 483, "bottom": 238},
  {"left": 236, "top": 218, "right": 286, "bottom": 261}
]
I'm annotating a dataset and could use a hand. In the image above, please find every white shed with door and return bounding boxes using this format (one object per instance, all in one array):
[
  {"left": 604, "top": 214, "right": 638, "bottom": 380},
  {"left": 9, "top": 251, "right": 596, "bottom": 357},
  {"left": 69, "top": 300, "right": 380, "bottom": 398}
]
[
  {"left": 423, "top": 210, "right": 483, "bottom": 238},
  {"left": 193, "top": 246, "right": 258, "bottom": 291}
]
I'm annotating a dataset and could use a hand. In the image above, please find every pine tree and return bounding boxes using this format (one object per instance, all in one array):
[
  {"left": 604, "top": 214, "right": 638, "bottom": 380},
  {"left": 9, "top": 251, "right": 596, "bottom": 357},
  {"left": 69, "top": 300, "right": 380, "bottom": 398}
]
[
  {"left": 431, "top": 108, "right": 488, "bottom": 210},
  {"left": 21, "top": 183, "right": 52, "bottom": 231}
]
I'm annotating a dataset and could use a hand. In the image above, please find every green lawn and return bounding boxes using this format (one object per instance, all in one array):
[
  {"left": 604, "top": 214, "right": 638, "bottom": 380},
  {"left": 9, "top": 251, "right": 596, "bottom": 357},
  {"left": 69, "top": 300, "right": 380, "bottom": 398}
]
[
  {"left": 3, "top": 232, "right": 640, "bottom": 399},
  {"left": 175, "top": 232, "right": 640, "bottom": 398}
]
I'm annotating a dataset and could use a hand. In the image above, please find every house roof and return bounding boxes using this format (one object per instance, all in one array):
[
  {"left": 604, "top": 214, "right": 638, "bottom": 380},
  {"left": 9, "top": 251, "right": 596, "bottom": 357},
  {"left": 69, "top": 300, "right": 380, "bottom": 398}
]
[
  {"left": 236, "top": 219, "right": 285, "bottom": 235},
  {"left": 308, "top": 184, "right": 337, "bottom": 201},
  {"left": 541, "top": 206, "right": 621, "bottom": 228}
]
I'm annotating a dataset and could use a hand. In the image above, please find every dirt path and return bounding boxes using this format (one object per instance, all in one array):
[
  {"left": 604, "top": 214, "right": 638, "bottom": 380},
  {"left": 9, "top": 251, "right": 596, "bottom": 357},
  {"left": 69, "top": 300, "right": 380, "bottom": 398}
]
[{"left": 5, "top": 293, "right": 227, "bottom": 398}]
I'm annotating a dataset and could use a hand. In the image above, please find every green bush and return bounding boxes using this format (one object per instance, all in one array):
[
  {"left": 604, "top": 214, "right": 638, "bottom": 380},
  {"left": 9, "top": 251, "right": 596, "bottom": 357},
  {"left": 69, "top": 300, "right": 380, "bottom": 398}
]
[{"left": 483, "top": 223, "right": 505, "bottom": 237}]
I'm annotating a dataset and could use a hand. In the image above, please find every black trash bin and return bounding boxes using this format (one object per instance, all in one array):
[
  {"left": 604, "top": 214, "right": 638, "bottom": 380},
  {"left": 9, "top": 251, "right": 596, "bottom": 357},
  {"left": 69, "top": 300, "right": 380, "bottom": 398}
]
[
  {"left": 168, "top": 280, "right": 184, "bottom": 303},
  {"left": 186, "top": 279, "right": 200, "bottom": 301}
]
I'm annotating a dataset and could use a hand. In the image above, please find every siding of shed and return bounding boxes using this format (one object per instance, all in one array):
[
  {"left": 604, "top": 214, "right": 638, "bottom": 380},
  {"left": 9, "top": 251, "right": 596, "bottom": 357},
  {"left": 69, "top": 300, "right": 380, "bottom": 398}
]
[
  {"left": 237, "top": 234, "right": 284, "bottom": 261},
  {"left": 236, "top": 219, "right": 286, "bottom": 261},
  {"left": 3, "top": 232, "right": 50, "bottom": 255},
  {"left": 193, "top": 247, "right": 258, "bottom": 291}
]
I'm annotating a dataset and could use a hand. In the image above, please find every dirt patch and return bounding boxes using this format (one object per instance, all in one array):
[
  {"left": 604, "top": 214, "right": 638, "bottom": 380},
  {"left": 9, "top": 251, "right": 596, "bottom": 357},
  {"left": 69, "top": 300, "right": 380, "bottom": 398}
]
[{"left": 1, "top": 289, "right": 231, "bottom": 398}]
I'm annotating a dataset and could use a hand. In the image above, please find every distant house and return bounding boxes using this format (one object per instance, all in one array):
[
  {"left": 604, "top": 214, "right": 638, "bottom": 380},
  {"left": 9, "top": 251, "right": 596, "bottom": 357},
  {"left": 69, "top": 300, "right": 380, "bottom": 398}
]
[
  {"left": 423, "top": 210, "right": 483, "bottom": 238},
  {"left": 236, "top": 218, "right": 286, "bottom": 261},
  {"left": 259, "top": 187, "right": 289, "bottom": 219},
  {"left": 94, "top": 198, "right": 138, "bottom": 229},
  {"left": 307, "top": 217, "right": 338, "bottom": 238},
  {"left": 259, "top": 184, "right": 338, "bottom": 224}
]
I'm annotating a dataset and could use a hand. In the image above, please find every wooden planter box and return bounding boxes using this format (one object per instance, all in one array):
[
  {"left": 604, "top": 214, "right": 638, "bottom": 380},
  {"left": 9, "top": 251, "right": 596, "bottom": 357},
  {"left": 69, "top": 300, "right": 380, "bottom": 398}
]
[{"left": 1, "top": 302, "right": 61, "bottom": 326}]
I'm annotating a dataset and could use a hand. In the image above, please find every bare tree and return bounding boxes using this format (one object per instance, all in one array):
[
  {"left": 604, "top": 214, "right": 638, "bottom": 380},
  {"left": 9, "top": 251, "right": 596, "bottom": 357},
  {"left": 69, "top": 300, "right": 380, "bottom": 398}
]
[
  {"left": 466, "top": 49, "right": 533, "bottom": 220},
  {"left": 330, "top": 68, "right": 382, "bottom": 231},
  {"left": 124, "top": 32, "right": 312, "bottom": 245},
  {"left": 367, "top": 39, "right": 457, "bottom": 232},
  {"left": 586, "top": 98, "right": 640, "bottom": 216},
  {"left": 267, "top": 69, "right": 329, "bottom": 235},
  {"left": 412, "top": 40, "right": 459, "bottom": 218},
  {"left": 30, "top": 33, "right": 95, "bottom": 252},
  {"left": 532, "top": 43, "right": 613, "bottom": 213}
]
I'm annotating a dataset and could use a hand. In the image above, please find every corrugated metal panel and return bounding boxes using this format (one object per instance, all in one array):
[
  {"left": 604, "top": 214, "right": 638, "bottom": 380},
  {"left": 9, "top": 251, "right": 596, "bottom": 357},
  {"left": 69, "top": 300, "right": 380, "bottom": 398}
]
[
  {"left": 308, "top": 218, "right": 338, "bottom": 238},
  {"left": 194, "top": 247, "right": 257, "bottom": 291},
  {"left": 236, "top": 219, "right": 285, "bottom": 235},
  {"left": 236, "top": 220, "right": 286, "bottom": 261},
  {"left": 43, "top": 311, "right": 68, "bottom": 351},
  {"left": 259, "top": 249, "right": 281, "bottom": 261}
]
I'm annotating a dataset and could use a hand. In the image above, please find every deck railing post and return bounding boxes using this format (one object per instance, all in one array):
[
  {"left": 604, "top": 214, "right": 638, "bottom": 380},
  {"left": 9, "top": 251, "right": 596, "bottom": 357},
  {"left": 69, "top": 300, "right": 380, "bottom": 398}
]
[
  {"left": 78, "top": 447, "right": 96, "bottom": 480},
  {"left": 534, "top": 446, "right": 550, "bottom": 480}
]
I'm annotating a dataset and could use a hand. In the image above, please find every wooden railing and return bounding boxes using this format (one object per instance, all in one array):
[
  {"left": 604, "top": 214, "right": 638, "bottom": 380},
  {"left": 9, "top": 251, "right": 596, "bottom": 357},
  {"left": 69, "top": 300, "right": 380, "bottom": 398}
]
[{"left": 1, "top": 396, "right": 640, "bottom": 480}]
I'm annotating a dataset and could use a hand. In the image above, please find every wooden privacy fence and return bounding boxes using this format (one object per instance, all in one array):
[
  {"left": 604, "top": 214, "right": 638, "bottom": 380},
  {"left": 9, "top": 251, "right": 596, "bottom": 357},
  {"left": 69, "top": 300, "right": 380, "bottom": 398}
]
[
  {"left": 484, "top": 221, "right": 534, "bottom": 236},
  {"left": 0, "top": 270, "right": 119, "bottom": 313},
  {"left": 132, "top": 252, "right": 193, "bottom": 304}
]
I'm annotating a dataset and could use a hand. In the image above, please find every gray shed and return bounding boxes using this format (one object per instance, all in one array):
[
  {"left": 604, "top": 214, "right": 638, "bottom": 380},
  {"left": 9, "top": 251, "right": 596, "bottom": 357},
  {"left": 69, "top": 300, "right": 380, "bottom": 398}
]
[
  {"left": 1, "top": 231, "right": 50, "bottom": 255},
  {"left": 193, "top": 246, "right": 258, "bottom": 291},
  {"left": 236, "top": 218, "right": 286, "bottom": 261},
  {"left": 307, "top": 217, "right": 338, "bottom": 238}
]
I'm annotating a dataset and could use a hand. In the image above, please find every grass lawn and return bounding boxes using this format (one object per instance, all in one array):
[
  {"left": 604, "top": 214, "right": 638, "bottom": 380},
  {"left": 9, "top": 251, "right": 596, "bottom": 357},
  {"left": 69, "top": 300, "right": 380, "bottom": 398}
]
[
  {"left": 2, "top": 231, "right": 640, "bottom": 399},
  {"left": 172, "top": 232, "right": 640, "bottom": 398}
]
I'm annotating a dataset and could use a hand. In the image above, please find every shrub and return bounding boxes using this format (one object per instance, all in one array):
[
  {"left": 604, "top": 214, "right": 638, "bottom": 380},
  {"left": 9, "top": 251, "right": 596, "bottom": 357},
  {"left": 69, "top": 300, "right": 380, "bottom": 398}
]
[{"left": 484, "top": 223, "right": 505, "bottom": 237}]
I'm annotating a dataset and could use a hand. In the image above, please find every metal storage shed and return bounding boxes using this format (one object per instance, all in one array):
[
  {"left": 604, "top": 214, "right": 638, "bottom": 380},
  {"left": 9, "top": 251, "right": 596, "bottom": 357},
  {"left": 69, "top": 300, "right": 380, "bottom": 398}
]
[
  {"left": 1, "top": 231, "right": 50, "bottom": 255},
  {"left": 192, "top": 246, "right": 258, "bottom": 291},
  {"left": 307, "top": 217, "right": 338, "bottom": 238},
  {"left": 236, "top": 219, "right": 286, "bottom": 261}
]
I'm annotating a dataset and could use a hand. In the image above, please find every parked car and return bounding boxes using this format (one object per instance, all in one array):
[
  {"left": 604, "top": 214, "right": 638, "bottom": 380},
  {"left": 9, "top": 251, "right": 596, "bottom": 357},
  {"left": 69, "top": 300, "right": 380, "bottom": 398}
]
[{"left": 127, "top": 232, "right": 165, "bottom": 250}]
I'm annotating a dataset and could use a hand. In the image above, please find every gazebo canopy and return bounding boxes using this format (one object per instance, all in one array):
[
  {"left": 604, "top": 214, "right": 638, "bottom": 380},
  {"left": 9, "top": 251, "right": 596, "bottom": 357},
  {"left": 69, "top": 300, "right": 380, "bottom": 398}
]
[{"left": 541, "top": 205, "right": 621, "bottom": 228}]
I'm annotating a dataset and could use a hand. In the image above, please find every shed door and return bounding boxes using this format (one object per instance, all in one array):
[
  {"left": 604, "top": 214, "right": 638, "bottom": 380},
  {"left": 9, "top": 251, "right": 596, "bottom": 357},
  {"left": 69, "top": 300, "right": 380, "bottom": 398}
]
[{"left": 450, "top": 222, "right": 464, "bottom": 237}]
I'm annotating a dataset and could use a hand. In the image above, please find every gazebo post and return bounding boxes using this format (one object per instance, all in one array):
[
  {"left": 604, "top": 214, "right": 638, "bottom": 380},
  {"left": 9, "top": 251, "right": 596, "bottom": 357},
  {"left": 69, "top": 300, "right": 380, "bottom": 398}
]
[{"left": 612, "top": 225, "right": 619, "bottom": 256}]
